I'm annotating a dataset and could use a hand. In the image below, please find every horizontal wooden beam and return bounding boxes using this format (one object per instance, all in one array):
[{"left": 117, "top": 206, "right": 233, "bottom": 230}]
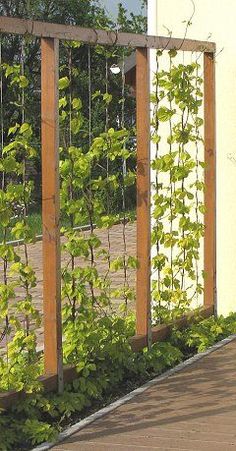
[
  {"left": 129, "top": 305, "right": 214, "bottom": 352},
  {"left": 0, "top": 16, "right": 216, "bottom": 52}
]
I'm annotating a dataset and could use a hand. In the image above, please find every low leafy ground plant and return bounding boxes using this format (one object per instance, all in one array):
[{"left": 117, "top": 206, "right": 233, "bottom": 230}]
[{"left": 0, "top": 312, "right": 236, "bottom": 451}]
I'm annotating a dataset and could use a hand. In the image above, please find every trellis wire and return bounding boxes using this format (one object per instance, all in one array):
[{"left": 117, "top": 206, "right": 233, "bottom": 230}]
[
  {"left": 68, "top": 46, "right": 72, "bottom": 148},
  {"left": 0, "top": 36, "right": 4, "bottom": 191},
  {"left": 151, "top": 49, "right": 161, "bottom": 323},
  {"left": 20, "top": 37, "right": 31, "bottom": 336},
  {"left": 105, "top": 54, "right": 111, "bottom": 277},
  {"left": 86, "top": 44, "right": 96, "bottom": 305},
  {"left": 120, "top": 49, "right": 129, "bottom": 307},
  {"left": 68, "top": 43, "right": 77, "bottom": 318},
  {"left": 194, "top": 53, "right": 201, "bottom": 306},
  {"left": 0, "top": 36, "right": 10, "bottom": 382},
  {"left": 168, "top": 51, "right": 174, "bottom": 308},
  {"left": 88, "top": 46, "right": 92, "bottom": 147}
]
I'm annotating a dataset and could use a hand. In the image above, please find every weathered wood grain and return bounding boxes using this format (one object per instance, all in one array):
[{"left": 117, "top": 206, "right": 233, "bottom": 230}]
[{"left": 0, "top": 16, "right": 216, "bottom": 52}]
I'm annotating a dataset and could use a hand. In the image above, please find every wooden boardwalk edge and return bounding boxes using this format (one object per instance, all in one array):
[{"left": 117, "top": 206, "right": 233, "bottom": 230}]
[{"left": 31, "top": 333, "right": 236, "bottom": 451}]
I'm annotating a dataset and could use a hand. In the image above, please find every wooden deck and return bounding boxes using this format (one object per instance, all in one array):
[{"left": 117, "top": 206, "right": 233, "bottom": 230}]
[{"left": 53, "top": 339, "right": 236, "bottom": 450}]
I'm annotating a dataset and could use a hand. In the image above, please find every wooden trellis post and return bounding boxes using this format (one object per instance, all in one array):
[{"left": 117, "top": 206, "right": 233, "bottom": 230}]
[
  {"left": 204, "top": 52, "right": 216, "bottom": 313},
  {"left": 41, "top": 37, "right": 63, "bottom": 392},
  {"left": 136, "top": 47, "right": 152, "bottom": 347}
]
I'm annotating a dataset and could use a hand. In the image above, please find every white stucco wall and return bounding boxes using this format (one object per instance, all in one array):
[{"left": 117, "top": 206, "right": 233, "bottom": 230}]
[{"left": 149, "top": 0, "right": 236, "bottom": 316}]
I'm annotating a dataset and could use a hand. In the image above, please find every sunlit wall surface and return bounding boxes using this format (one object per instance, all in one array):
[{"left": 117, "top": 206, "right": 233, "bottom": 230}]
[{"left": 149, "top": 0, "right": 236, "bottom": 316}]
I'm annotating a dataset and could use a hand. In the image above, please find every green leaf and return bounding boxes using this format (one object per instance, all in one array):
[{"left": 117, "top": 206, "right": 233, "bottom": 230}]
[
  {"left": 169, "top": 49, "right": 178, "bottom": 58},
  {"left": 59, "top": 76, "right": 70, "bottom": 90},
  {"left": 19, "top": 123, "right": 30, "bottom": 134},
  {"left": 92, "top": 90, "right": 101, "bottom": 100},
  {"left": 59, "top": 97, "right": 67, "bottom": 109},
  {"left": 103, "top": 92, "right": 112, "bottom": 104},
  {"left": 72, "top": 98, "right": 82, "bottom": 110},
  {"left": 157, "top": 107, "right": 175, "bottom": 122},
  {"left": 19, "top": 75, "right": 29, "bottom": 88},
  {"left": 8, "top": 123, "right": 20, "bottom": 136}
]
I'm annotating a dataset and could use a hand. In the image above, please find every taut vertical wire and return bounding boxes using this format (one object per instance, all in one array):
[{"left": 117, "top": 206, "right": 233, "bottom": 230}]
[
  {"left": 86, "top": 44, "right": 96, "bottom": 305},
  {"left": 121, "top": 49, "right": 128, "bottom": 308},
  {"left": 155, "top": 50, "right": 161, "bottom": 321},
  {"left": 0, "top": 36, "right": 10, "bottom": 385},
  {"left": 168, "top": 51, "right": 174, "bottom": 311},
  {"left": 105, "top": 54, "right": 111, "bottom": 275},
  {"left": 180, "top": 53, "right": 186, "bottom": 294},
  {"left": 68, "top": 44, "right": 76, "bottom": 319},
  {"left": 21, "top": 37, "right": 30, "bottom": 337},
  {"left": 88, "top": 46, "right": 92, "bottom": 148},
  {"left": 69, "top": 46, "right": 72, "bottom": 148},
  {"left": 0, "top": 37, "right": 4, "bottom": 191},
  {"left": 194, "top": 53, "right": 200, "bottom": 306}
]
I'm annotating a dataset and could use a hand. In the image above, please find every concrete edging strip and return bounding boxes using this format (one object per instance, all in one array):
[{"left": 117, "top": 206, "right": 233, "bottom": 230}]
[{"left": 31, "top": 333, "right": 236, "bottom": 450}]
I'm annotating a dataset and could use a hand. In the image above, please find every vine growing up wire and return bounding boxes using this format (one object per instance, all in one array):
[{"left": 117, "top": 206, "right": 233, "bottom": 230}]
[
  {"left": 58, "top": 42, "right": 137, "bottom": 364},
  {"left": 151, "top": 50, "right": 205, "bottom": 323},
  {"left": 0, "top": 56, "right": 41, "bottom": 392}
]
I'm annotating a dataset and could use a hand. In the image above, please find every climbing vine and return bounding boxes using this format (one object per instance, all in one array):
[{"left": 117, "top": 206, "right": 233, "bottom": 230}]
[
  {"left": 58, "top": 42, "right": 137, "bottom": 363},
  {"left": 0, "top": 60, "right": 41, "bottom": 392},
  {"left": 151, "top": 50, "right": 205, "bottom": 323}
]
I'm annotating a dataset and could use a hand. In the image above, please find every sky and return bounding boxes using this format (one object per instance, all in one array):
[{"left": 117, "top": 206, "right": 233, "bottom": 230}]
[{"left": 99, "top": 0, "right": 145, "bottom": 18}]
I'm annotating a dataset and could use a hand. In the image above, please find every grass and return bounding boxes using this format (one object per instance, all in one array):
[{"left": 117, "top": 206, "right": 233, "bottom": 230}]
[
  {"left": 1, "top": 209, "right": 136, "bottom": 243},
  {"left": 0, "top": 212, "right": 42, "bottom": 242}
]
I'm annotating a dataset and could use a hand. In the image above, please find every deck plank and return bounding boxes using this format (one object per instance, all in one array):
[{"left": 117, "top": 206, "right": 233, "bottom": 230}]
[{"left": 53, "top": 339, "right": 236, "bottom": 450}]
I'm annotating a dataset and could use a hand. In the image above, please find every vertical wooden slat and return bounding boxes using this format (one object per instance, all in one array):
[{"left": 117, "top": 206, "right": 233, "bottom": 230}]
[
  {"left": 41, "top": 37, "right": 63, "bottom": 391},
  {"left": 136, "top": 48, "right": 151, "bottom": 346},
  {"left": 204, "top": 52, "right": 216, "bottom": 312}
]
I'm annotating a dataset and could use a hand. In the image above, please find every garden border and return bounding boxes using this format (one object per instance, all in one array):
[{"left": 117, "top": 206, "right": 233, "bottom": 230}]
[
  {"left": 129, "top": 305, "right": 214, "bottom": 351},
  {"left": 0, "top": 305, "right": 213, "bottom": 410},
  {"left": 31, "top": 333, "right": 236, "bottom": 451}
]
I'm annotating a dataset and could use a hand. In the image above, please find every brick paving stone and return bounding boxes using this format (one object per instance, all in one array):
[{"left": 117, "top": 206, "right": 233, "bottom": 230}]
[{"left": 0, "top": 222, "right": 136, "bottom": 352}]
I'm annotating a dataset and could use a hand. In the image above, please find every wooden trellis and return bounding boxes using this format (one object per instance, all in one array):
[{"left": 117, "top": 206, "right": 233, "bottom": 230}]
[{"left": 0, "top": 15, "right": 216, "bottom": 407}]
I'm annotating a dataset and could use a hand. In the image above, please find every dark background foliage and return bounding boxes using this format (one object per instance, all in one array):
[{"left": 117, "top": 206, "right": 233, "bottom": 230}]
[{"left": 0, "top": 0, "right": 146, "bottom": 210}]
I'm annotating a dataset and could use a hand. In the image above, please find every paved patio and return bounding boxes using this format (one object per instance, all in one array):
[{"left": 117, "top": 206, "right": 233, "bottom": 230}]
[
  {"left": 0, "top": 222, "right": 136, "bottom": 350},
  {"left": 53, "top": 339, "right": 236, "bottom": 450}
]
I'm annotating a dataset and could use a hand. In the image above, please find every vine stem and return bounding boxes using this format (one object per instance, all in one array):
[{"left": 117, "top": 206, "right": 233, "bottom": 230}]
[
  {"left": 154, "top": 50, "right": 161, "bottom": 321},
  {"left": 179, "top": 65, "right": 188, "bottom": 296},
  {"left": 194, "top": 56, "right": 201, "bottom": 306},
  {"left": 168, "top": 53, "right": 174, "bottom": 309},
  {"left": 86, "top": 188, "right": 96, "bottom": 305}
]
